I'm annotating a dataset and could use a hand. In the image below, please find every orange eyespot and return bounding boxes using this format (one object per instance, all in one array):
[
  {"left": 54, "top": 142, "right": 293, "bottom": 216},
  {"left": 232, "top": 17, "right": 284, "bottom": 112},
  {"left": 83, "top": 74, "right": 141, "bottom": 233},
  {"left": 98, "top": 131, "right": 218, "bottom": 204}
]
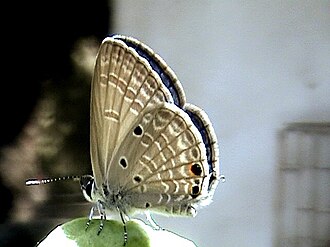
[{"left": 190, "top": 163, "right": 203, "bottom": 176}]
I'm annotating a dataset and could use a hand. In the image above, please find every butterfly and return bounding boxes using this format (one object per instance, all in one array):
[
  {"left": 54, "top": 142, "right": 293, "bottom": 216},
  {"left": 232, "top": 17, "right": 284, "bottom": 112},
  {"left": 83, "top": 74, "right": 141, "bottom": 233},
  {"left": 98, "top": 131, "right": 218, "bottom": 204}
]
[{"left": 26, "top": 34, "right": 222, "bottom": 245}]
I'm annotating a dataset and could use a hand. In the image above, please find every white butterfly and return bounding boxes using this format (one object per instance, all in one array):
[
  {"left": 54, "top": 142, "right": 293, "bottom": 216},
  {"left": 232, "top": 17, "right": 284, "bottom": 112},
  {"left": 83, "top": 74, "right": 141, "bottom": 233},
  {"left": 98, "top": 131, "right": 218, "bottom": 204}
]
[{"left": 27, "top": 34, "right": 222, "bottom": 245}]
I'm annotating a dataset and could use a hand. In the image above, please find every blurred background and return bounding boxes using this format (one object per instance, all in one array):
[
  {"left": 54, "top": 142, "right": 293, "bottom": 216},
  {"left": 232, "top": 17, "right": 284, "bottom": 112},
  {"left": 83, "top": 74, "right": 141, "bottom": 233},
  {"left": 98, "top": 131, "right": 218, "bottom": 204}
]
[{"left": 1, "top": 1, "right": 329, "bottom": 246}]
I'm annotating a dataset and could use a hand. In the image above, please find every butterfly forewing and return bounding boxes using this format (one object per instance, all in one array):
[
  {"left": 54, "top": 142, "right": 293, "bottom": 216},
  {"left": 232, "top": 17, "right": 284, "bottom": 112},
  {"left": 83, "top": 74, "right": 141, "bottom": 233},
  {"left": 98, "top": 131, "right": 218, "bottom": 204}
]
[
  {"left": 112, "top": 35, "right": 187, "bottom": 108},
  {"left": 90, "top": 38, "right": 174, "bottom": 189}
]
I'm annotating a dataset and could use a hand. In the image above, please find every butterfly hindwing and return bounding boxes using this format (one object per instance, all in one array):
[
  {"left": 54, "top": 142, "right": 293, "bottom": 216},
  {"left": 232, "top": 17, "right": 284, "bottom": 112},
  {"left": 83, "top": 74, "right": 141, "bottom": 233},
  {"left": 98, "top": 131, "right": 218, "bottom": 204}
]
[
  {"left": 184, "top": 103, "right": 220, "bottom": 200},
  {"left": 106, "top": 102, "right": 210, "bottom": 215}
]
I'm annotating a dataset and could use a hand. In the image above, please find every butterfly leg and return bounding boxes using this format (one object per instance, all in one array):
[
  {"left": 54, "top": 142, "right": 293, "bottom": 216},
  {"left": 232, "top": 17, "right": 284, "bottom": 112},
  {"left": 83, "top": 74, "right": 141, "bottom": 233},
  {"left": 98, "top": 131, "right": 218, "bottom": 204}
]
[
  {"left": 97, "top": 200, "right": 106, "bottom": 235},
  {"left": 85, "top": 205, "right": 96, "bottom": 231},
  {"left": 119, "top": 210, "right": 128, "bottom": 246}
]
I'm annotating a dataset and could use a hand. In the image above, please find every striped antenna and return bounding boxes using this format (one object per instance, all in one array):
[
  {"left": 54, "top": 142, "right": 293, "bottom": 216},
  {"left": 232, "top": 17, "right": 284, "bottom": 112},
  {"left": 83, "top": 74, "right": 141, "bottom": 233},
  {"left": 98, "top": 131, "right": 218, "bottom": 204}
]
[{"left": 25, "top": 175, "right": 81, "bottom": 186}]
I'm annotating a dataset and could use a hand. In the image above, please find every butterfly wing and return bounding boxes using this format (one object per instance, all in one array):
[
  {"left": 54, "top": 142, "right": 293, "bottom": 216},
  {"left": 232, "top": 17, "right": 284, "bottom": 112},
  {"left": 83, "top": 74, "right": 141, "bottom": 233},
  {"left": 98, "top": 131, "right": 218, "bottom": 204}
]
[
  {"left": 91, "top": 35, "right": 221, "bottom": 217},
  {"left": 111, "top": 35, "right": 221, "bottom": 193},
  {"left": 111, "top": 37, "right": 220, "bottom": 192},
  {"left": 111, "top": 35, "right": 186, "bottom": 108},
  {"left": 90, "top": 37, "right": 174, "bottom": 189},
  {"left": 108, "top": 102, "right": 211, "bottom": 216},
  {"left": 184, "top": 103, "right": 220, "bottom": 199}
]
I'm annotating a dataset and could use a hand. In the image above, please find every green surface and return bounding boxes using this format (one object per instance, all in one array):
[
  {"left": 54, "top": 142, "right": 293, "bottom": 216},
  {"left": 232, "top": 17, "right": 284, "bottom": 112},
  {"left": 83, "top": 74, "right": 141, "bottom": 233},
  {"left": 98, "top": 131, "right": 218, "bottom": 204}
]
[
  {"left": 63, "top": 218, "right": 150, "bottom": 247},
  {"left": 38, "top": 218, "right": 197, "bottom": 247}
]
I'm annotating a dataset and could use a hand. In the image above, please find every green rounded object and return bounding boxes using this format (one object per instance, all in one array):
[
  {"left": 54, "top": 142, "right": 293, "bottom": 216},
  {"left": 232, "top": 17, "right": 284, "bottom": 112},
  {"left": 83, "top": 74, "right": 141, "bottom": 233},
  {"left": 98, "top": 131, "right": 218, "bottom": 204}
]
[{"left": 37, "top": 218, "right": 197, "bottom": 247}]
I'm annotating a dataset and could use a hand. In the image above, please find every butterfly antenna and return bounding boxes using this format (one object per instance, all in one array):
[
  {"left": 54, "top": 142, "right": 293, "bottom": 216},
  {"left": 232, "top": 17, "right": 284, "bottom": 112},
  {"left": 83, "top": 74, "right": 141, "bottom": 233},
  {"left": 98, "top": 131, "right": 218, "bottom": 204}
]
[{"left": 25, "top": 175, "right": 81, "bottom": 186}]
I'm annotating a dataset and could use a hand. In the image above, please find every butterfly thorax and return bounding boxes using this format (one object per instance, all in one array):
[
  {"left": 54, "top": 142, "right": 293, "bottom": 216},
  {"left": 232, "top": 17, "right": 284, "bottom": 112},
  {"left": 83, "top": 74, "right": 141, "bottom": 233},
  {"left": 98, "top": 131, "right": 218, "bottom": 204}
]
[{"left": 80, "top": 175, "right": 132, "bottom": 214}]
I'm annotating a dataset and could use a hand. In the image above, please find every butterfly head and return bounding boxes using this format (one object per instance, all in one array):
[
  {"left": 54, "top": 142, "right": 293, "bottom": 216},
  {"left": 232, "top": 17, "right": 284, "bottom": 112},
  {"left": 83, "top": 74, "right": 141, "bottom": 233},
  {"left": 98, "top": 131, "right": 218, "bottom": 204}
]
[{"left": 79, "top": 175, "right": 95, "bottom": 203}]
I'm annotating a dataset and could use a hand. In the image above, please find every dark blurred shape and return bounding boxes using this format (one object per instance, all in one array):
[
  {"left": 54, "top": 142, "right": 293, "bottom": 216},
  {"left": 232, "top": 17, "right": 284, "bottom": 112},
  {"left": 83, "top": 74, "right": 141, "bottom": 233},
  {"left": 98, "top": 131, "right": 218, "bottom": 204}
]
[
  {"left": 2, "top": 0, "right": 111, "bottom": 146},
  {"left": 0, "top": 177, "right": 13, "bottom": 223},
  {"left": 0, "top": 223, "right": 34, "bottom": 247},
  {"left": 1, "top": 1, "right": 112, "bottom": 246}
]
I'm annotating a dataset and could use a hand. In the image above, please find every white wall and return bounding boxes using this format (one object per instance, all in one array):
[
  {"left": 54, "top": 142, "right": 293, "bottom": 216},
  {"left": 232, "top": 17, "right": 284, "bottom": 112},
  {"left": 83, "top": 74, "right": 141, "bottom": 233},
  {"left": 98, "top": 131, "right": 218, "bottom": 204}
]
[{"left": 111, "top": 1, "right": 330, "bottom": 246}]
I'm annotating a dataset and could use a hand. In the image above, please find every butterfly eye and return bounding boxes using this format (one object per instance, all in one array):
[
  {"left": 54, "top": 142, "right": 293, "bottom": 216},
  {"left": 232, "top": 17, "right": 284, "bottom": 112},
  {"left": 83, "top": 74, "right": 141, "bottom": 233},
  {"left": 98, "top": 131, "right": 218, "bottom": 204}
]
[
  {"left": 133, "top": 125, "right": 143, "bottom": 136},
  {"left": 80, "top": 175, "right": 94, "bottom": 202}
]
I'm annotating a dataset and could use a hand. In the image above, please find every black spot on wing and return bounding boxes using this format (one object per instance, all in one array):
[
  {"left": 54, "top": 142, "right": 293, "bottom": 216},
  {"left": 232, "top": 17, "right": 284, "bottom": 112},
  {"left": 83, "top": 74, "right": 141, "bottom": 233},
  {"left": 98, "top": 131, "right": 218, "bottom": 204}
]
[
  {"left": 191, "top": 185, "right": 200, "bottom": 198},
  {"left": 133, "top": 125, "right": 143, "bottom": 136},
  {"left": 133, "top": 175, "right": 142, "bottom": 183},
  {"left": 120, "top": 157, "right": 128, "bottom": 168}
]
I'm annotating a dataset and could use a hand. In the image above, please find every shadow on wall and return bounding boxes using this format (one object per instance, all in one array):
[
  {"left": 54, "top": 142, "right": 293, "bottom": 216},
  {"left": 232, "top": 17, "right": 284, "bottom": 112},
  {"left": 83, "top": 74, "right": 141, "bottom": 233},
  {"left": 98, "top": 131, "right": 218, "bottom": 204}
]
[{"left": 274, "top": 122, "right": 330, "bottom": 247}]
